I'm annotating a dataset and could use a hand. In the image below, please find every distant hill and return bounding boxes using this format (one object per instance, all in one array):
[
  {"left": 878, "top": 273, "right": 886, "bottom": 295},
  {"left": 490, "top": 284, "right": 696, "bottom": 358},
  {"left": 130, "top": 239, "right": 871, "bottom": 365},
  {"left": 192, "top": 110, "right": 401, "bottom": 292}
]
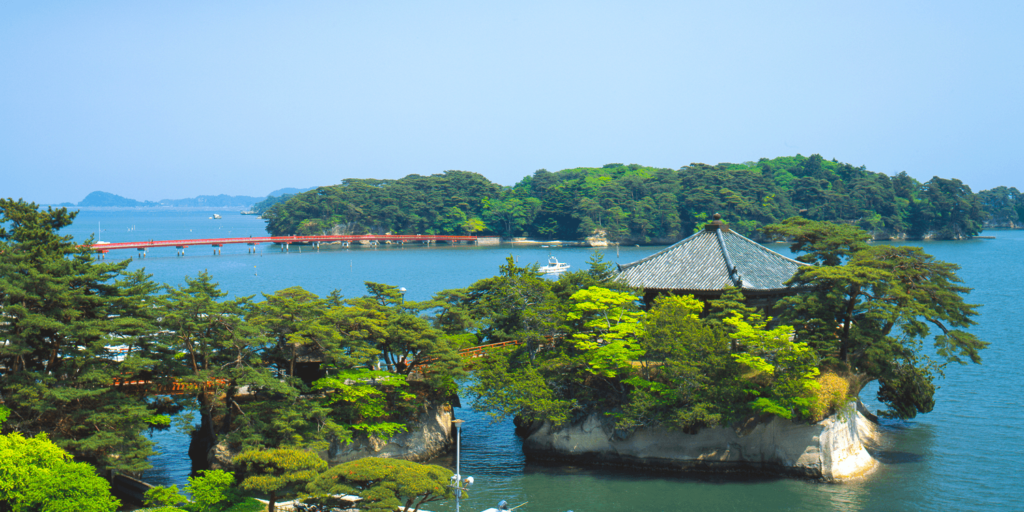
[
  {"left": 250, "top": 187, "right": 318, "bottom": 215},
  {"left": 156, "top": 194, "right": 265, "bottom": 208},
  {"left": 68, "top": 188, "right": 315, "bottom": 208},
  {"left": 265, "top": 186, "right": 316, "bottom": 198},
  {"left": 78, "top": 191, "right": 159, "bottom": 207}
]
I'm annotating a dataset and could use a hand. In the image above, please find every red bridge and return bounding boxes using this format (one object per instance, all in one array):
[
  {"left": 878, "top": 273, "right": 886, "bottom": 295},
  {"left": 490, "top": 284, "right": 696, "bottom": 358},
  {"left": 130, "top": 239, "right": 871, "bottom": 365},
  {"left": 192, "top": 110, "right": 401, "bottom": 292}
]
[{"left": 88, "top": 234, "right": 482, "bottom": 257}]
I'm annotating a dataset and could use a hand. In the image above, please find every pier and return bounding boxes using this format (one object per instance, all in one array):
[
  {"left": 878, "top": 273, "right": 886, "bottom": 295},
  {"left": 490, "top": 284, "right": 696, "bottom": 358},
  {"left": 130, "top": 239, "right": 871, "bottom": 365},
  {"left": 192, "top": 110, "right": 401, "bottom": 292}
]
[{"left": 88, "top": 234, "right": 480, "bottom": 256}]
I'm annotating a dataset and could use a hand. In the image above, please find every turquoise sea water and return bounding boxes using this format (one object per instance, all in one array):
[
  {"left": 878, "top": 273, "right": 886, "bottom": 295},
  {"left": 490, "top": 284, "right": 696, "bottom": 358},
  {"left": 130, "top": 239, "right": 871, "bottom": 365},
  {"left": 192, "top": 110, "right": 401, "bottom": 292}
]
[{"left": 61, "top": 208, "right": 1024, "bottom": 511}]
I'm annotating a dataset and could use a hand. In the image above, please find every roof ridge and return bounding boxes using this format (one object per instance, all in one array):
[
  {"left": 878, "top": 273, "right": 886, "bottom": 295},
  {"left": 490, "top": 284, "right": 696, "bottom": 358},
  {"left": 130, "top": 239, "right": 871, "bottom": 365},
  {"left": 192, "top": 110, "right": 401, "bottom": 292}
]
[
  {"left": 725, "top": 230, "right": 810, "bottom": 266},
  {"left": 615, "top": 230, "right": 707, "bottom": 271},
  {"left": 615, "top": 228, "right": 808, "bottom": 293}
]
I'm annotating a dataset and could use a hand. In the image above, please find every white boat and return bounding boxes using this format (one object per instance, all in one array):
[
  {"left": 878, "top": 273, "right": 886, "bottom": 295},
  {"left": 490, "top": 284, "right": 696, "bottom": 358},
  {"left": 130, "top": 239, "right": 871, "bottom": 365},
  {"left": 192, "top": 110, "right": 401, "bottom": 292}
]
[{"left": 538, "top": 256, "right": 570, "bottom": 274}]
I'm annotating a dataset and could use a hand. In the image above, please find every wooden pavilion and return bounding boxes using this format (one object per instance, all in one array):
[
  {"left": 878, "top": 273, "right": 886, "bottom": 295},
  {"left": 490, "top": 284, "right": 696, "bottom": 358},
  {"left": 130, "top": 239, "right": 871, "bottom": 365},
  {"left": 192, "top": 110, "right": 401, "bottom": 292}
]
[{"left": 615, "top": 214, "right": 809, "bottom": 312}]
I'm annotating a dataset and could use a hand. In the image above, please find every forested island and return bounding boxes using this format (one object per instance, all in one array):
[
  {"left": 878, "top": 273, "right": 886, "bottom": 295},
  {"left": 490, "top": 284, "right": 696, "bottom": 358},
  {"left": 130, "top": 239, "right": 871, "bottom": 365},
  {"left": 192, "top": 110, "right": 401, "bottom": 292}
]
[
  {"left": 262, "top": 154, "right": 1023, "bottom": 242},
  {"left": 0, "top": 196, "right": 987, "bottom": 511}
]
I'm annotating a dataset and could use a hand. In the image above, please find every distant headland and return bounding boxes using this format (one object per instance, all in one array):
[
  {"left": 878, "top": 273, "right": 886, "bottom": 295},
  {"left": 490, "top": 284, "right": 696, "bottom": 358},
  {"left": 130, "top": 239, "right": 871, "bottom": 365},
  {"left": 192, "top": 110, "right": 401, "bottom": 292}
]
[{"left": 54, "top": 187, "right": 315, "bottom": 209}]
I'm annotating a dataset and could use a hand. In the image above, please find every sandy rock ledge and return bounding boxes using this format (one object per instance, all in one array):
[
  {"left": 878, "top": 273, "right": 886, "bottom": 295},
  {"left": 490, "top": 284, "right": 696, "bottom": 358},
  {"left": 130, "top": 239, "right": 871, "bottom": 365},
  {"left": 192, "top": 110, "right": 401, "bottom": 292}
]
[{"left": 522, "top": 400, "right": 878, "bottom": 481}]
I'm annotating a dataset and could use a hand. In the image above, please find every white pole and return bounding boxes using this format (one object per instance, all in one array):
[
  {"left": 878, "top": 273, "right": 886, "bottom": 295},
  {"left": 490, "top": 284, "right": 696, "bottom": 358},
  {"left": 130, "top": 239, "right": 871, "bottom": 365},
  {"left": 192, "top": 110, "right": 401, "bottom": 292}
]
[
  {"left": 456, "top": 422, "right": 461, "bottom": 512},
  {"left": 452, "top": 419, "right": 465, "bottom": 512}
]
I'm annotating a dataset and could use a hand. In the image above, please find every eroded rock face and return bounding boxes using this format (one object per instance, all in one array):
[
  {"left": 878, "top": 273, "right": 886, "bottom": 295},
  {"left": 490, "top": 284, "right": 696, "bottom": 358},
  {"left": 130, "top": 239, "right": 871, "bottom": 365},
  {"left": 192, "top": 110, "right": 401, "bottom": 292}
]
[
  {"left": 521, "top": 402, "right": 877, "bottom": 481},
  {"left": 324, "top": 403, "right": 454, "bottom": 465},
  {"left": 983, "top": 220, "right": 1018, "bottom": 229},
  {"left": 204, "top": 403, "right": 454, "bottom": 470}
]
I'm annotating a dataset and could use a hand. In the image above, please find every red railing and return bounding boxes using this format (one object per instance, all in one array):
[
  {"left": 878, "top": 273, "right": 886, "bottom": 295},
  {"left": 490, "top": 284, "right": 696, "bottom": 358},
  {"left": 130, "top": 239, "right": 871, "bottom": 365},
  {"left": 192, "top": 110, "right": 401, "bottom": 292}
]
[
  {"left": 88, "top": 234, "right": 479, "bottom": 252},
  {"left": 112, "top": 378, "right": 229, "bottom": 395},
  {"left": 457, "top": 339, "right": 524, "bottom": 358}
]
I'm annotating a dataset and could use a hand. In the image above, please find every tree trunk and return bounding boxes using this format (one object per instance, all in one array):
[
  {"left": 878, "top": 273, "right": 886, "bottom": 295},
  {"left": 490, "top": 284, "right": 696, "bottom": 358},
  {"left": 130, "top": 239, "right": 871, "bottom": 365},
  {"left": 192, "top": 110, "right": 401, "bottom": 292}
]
[{"left": 290, "top": 343, "right": 296, "bottom": 376}]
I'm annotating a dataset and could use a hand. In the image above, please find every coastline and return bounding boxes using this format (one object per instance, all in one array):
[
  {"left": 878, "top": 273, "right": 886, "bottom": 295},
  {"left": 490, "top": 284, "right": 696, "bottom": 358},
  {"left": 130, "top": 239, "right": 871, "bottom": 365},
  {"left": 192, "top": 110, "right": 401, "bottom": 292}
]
[{"left": 520, "top": 401, "right": 879, "bottom": 482}]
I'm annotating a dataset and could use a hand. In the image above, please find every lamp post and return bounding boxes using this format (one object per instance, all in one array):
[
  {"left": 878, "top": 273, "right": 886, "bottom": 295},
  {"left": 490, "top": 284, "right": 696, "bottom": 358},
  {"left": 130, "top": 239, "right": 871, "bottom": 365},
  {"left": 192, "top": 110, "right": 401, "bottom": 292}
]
[
  {"left": 399, "top": 286, "right": 407, "bottom": 306},
  {"left": 450, "top": 419, "right": 472, "bottom": 512}
]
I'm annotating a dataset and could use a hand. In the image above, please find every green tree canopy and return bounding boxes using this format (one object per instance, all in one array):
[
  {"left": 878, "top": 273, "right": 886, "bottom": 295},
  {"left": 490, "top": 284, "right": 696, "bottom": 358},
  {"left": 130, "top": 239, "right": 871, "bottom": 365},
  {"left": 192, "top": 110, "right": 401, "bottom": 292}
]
[
  {"left": 0, "top": 199, "right": 166, "bottom": 473},
  {"left": 766, "top": 218, "right": 987, "bottom": 418},
  {"left": 143, "top": 470, "right": 237, "bottom": 512},
  {"left": 260, "top": 155, "right": 1005, "bottom": 242},
  {"left": 455, "top": 255, "right": 823, "bottom": 432},
  {"left": 0, "top": 423, "right": 120, "bottom": 512},
  {"left": 234, "top": 448, "right": 327, "bottom": 512},
  {"left": 307, "top": 458, "right": 455, "bottom": 512}
]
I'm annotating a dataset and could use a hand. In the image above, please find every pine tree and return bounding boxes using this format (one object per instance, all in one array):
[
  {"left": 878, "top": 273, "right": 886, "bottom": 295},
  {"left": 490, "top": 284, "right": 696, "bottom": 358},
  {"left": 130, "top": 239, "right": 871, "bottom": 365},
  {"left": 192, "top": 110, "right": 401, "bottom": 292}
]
[{"left": 0, "top": 199, "right": 163, "bottom": 473}]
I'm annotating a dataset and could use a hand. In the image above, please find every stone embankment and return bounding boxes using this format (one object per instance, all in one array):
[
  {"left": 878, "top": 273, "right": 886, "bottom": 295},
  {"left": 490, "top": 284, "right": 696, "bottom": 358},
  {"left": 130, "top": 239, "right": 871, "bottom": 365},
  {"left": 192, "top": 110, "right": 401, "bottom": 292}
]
[{"left": 521, "top": 400, "right": 878, "bottom": 481}]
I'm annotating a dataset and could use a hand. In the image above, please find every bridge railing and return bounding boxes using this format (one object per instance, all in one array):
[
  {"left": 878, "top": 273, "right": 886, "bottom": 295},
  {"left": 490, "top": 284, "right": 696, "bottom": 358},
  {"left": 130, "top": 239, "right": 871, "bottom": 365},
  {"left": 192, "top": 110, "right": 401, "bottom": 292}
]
[
  {"left": 112, "top": 378, "right": 229, "bottom": 395},
  {"left": 88, "top": 234, "right": 480, "bottom": 251},
  {"left": 457, "top": 339, "right": 524, "bottom": 358}
]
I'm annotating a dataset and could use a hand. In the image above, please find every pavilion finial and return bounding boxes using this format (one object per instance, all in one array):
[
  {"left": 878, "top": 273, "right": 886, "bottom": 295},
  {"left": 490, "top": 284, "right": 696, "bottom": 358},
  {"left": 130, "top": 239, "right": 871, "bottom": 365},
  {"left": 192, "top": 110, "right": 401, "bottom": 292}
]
[{"left": 704, "top": 212, "right": 730, "bottom": 233}]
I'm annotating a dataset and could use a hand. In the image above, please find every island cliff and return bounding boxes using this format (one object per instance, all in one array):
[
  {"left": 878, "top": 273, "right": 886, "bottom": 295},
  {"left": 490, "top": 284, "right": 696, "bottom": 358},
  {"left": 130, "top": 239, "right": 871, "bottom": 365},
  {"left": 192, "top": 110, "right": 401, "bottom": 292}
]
[
  {"left": 520, "top": 401, "right": 878, "bottom": 481},
  {"left": 202, "top": 403, "right": 454, "bottom": 471}
]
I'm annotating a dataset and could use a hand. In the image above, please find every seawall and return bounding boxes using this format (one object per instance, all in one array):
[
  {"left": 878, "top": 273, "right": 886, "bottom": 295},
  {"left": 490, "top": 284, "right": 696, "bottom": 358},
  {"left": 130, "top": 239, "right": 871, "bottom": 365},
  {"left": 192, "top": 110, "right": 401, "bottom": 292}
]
[{"left": 521, "top": 401, "right": 878, "bottom": 481}]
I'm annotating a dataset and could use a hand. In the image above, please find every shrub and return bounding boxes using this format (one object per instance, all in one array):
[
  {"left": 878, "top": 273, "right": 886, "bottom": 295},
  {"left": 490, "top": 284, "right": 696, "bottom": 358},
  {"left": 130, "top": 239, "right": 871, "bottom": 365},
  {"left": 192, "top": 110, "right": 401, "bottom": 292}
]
[
  {"left": 223, "top": 497, "right": 266, "bottom": 512},
  {"left": 808, "top": 372, "right": 850, "bottom": 422}
]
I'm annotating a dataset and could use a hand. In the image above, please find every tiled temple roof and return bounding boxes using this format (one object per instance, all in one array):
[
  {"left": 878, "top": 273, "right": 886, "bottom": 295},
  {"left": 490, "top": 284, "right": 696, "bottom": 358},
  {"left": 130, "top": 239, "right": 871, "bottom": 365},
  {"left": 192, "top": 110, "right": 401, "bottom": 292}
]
[{"left": 615, "top": 215, "right": 808, "bottom": 294}]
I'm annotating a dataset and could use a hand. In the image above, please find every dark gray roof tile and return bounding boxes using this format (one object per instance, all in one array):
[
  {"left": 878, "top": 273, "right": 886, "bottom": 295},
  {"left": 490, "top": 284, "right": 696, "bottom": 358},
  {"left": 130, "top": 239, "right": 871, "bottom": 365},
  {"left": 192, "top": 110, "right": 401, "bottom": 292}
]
[{"left": 615, "top": 228, "right": 807, "bottom": 293}]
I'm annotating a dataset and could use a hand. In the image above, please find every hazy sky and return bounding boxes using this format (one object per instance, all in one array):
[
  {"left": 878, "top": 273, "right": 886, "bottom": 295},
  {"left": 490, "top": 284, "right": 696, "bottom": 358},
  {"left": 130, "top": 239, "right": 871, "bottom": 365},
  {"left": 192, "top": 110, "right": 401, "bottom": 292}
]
[{"left": 3, "top": 1, "right": 1022, "bottom": 204}]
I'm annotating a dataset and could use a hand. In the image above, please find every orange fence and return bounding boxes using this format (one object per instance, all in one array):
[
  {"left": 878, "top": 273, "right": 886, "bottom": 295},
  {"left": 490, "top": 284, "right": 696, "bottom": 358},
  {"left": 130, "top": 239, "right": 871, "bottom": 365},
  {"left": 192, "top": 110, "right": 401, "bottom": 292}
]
[
  {"left": 87, "top": 234, "right": 479, "bottom": 252},
  {"left": 113, "top": 378, "right": 228, "bottom": 395},
  {"left": 457, "top": 339, "right": 524, "bottom": 358}
]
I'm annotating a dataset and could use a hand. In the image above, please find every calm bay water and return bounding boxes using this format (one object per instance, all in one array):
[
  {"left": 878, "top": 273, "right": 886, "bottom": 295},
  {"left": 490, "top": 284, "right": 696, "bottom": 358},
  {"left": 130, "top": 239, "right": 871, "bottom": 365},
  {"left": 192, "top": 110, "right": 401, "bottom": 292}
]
[{"left": 62, "top": 208, "right": 1024, "bottom": 511}]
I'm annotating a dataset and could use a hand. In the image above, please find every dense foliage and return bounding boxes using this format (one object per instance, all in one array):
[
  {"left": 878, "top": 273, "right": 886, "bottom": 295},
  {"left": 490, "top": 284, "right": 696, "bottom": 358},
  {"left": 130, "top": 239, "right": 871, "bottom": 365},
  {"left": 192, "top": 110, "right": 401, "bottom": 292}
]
[
  {"left": 977, "top": 186, "right": 1024, "bottom": 227},
  {"left": 263, "top": 171, "right": 501, "bottom": 237},
  {"left": 234, "top": 448, "right": 327, "bottom": 512},
  {"left": 0, "top": 407, "right": 120, "bottom": 512},
  {"left": 0, "top": 200, "right": 466, "bottom": 506},
  {"left": 0, "top": 199, "right": 988, "bottom": 506},
  {"left": 262, "top": 155, "right": 1009, "bottom": 241},
  {"left": 0, "top": 199, "right": 166, "bottom": 474},
  {"left": 446, "top": 226, "right": 984, "bottom": 428},
  {"left": 441, "top": 257, "right": 823, "bottom": 431},
  {"left": 307, "top": 458, "right": 455, "bottom": 512},
  {"left": 763, "top": 218, "right": 987, "bottom": 419},
  {"left": 142, "top": 469, "right": 248, "bottom": 512}
]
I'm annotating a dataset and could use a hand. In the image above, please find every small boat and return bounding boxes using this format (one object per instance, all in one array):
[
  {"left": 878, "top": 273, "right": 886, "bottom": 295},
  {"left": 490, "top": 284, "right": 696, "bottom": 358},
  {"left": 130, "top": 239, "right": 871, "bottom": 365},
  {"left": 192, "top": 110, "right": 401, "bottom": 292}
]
[
  {"left": 538, "top": 256, "right": 570, "bottom": 274},
  {"left": 210, "top": 214, "right": 222, "bottom": 219}
]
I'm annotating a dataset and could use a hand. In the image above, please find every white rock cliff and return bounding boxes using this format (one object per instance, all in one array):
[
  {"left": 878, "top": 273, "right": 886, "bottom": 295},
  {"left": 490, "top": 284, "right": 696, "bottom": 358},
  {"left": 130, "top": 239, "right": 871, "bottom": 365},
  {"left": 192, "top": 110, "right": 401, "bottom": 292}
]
[{"left": 522, "top": 401, "right": 877, "bottom": 481}]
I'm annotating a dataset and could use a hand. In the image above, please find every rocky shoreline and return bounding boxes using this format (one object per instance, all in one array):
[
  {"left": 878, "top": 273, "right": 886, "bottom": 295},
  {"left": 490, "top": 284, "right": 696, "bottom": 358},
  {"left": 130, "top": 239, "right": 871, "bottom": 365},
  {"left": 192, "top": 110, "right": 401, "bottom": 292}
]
[
  {"left": 195, "top": 399, "right": 878, "bottom": 482},
  {"left": 519, "top": 400, "right": 879, "bottom": 481},
  {"left": 199, "top": 403, "right": 455, "bottom": 471}
]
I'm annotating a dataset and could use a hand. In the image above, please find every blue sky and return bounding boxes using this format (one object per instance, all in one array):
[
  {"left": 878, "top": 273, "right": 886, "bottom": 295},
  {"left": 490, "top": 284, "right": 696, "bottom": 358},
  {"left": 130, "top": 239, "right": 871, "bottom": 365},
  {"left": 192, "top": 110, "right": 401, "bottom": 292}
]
[{"left": 3, "top": 1, "right": 1022, "bottom": 204}]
